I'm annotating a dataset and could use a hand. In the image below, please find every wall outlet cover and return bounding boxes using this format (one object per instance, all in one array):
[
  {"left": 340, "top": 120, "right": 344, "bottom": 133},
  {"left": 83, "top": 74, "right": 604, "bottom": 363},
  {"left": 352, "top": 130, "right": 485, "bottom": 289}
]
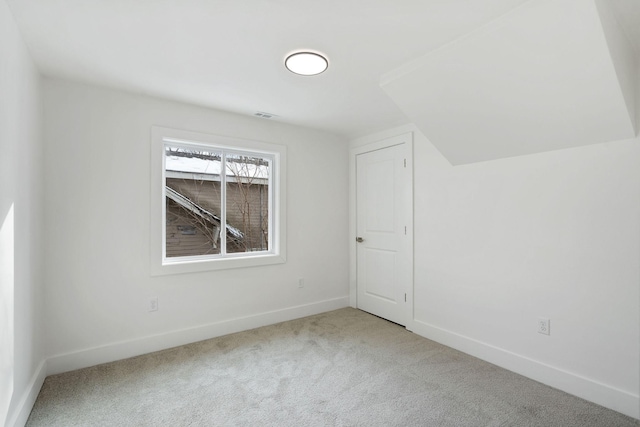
[{"left": 538, "top": 317, "right": 550, "bottom": 335}]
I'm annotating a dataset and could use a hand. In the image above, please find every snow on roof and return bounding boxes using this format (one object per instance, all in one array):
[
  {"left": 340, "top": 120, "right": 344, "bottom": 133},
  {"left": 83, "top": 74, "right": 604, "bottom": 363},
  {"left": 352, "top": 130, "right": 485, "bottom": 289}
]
[
  {"left": 165, "top": 186, "right": 244, "bottom": 240},
  {"left": 165, "top": 155, "right": 269, "bottom": 179}
]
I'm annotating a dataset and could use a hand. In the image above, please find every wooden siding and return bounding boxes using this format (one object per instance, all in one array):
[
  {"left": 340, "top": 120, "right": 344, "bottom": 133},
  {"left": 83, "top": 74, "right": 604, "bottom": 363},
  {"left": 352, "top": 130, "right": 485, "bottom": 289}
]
[{"left": 165, "top": 177, "right": 268, "bottom": 258}]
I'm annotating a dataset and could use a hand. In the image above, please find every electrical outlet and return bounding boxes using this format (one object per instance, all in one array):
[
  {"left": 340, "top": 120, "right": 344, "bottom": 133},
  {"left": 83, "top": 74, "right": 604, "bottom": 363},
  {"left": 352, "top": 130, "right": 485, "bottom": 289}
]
[
  {"left": 538, "top": 317, "right": 550, "bottom": 335},
  {"left": 298, "top": 278, "right": 304, "bottom": 288},
  {"left": 149, "top": 297, "right": 159, "bottom": 312}
]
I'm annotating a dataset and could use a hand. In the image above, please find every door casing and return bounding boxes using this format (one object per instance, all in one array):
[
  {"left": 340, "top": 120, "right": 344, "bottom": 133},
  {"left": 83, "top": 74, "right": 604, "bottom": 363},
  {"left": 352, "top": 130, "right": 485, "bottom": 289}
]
[{"left": 349, "top": 132, "right": 414, "bottom": 330}]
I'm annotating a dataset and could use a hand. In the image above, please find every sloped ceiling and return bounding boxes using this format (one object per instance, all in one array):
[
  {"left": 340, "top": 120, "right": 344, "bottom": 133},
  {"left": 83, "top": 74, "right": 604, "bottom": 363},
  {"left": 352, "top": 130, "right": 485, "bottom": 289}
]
[
  {"left": 381, "top": 0, "right": 638, "bottom": 165},
  {"left": 608, "top": 0, "right": 640, "bottom": 54}
]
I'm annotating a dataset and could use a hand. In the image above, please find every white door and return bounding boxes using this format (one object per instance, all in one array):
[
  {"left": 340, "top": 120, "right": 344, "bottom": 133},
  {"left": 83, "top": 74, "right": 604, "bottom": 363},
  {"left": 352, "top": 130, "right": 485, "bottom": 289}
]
[{"left": 356, "top": 142, "right": 412, "bottom": 326}]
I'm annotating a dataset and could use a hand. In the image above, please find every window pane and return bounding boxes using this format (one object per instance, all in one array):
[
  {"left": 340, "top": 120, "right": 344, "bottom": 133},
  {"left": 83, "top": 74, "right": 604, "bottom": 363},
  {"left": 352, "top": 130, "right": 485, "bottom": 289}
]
[
  {"left": 165, "top": 146, "right": 223, "bottom": 257},
  {"left": 225, "top": 154, "right": 270, "bottom": 253}
]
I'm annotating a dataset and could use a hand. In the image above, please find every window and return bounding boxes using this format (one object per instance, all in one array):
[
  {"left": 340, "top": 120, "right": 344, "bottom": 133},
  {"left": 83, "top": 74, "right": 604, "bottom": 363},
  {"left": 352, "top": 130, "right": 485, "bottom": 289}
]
[
  {"left": 151, "top": 127, "right": 286, "bottom": 275},
  {"left": 165, "top": 146, "right": 271, "bottom": 257}
]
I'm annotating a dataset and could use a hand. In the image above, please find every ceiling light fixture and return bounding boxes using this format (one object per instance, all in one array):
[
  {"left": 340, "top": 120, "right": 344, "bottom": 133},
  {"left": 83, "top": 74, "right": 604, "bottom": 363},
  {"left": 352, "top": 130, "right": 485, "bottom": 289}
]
[{"left": 285, "top": 51, "right": 328, "bottom": 76}]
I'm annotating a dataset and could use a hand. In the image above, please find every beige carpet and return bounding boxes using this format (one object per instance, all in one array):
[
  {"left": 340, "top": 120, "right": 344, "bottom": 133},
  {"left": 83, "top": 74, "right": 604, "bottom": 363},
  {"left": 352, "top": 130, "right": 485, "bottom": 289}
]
[{"left": 27, "top": 308, "right": 638, "bottom": 426}]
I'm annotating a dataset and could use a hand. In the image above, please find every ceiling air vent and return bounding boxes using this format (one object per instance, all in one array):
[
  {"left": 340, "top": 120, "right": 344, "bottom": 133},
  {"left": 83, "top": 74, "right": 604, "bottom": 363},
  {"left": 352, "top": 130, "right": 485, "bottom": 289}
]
[{"left": 254, "top": 111, "right": 278, "bottom": 119}]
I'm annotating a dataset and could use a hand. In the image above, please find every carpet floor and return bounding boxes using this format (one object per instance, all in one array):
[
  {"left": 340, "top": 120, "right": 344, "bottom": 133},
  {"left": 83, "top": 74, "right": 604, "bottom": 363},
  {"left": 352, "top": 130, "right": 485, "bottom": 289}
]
[{"left": 26, "top": 308, "right": 638, "bottom": 426}]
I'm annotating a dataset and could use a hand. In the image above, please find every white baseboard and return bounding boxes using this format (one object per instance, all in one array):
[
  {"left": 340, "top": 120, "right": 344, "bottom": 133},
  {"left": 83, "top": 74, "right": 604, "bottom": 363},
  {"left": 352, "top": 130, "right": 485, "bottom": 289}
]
[
  {"left": 7, "top": 359, "right": 47, "bottom": 427},
  {"left": 47, "top": 297, "right": 349, "bottom": 376},
  {"left": 411, "top": 319, "right": 639, "bottom": 420}
]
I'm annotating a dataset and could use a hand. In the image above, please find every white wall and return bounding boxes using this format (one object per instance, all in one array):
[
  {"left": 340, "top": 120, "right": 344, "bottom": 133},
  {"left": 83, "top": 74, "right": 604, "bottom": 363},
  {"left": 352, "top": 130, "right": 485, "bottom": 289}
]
[
  {"left": 43, "top": 79, "right": 350, "bottom": 373},
  {"left": 0, "top": 1, "right": 45, "bottom": 426},
  {"left": 352, "top": 124, "right": 640, "bottom": 418}
]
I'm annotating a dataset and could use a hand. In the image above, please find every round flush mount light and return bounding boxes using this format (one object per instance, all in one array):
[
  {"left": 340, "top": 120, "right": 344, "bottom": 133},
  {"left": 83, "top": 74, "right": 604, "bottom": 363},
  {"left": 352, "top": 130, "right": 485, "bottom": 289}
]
[{"left": 285, "top": 51, "right": 328, "bottom": 76}]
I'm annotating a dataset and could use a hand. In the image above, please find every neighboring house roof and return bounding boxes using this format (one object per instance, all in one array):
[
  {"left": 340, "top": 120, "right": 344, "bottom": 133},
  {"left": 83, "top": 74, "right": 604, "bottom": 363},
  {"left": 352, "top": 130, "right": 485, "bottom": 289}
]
[
  {"left": 165, "top": 186, "right": 244, "bottom": 240},
  {"left": 165, "top": 154, "right": 269, "bottom": 179}
]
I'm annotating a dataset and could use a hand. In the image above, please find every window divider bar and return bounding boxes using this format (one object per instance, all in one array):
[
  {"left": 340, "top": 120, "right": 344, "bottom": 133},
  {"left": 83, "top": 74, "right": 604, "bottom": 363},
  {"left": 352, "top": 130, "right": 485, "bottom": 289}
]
[{"left": 220, "top": 152, "right": 227, "bottom": 256}]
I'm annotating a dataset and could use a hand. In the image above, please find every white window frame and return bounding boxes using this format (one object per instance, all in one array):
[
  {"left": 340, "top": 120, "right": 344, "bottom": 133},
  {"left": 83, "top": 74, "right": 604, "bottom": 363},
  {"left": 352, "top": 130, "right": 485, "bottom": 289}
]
[{"left": 150, "top": 126, "right": 286, "bottom": 275}]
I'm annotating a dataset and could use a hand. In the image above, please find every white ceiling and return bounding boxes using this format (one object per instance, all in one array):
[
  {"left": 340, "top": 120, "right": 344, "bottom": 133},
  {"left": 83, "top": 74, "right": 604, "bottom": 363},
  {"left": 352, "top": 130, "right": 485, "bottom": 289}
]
[
  {"left": 5, "top": 0, "right": 531, "bottom": 137},
  {"left": 6, "top": 0, "right": 640, "bottom": 152}
]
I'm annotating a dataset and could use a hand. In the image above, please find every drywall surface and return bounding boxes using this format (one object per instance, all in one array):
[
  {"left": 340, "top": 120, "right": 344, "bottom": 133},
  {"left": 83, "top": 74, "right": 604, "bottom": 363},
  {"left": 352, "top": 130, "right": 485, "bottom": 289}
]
[
  {"left": 637, "top": 56, "right": 640, "bottom": 133},
  {"left": 351, "top": 124, "right": 640, "bottom": 418},
  {"left": 381, "top": 0, "right": 636, "bottom": 165},
  {"left": 0, "top": 1, "right": 45, "bottom": 425},
  {"left": 43, "top": 79, "right": 349, "bottom": 368},
  {"left": 595, "top": 0, "right": 638, "bottom": 132}
]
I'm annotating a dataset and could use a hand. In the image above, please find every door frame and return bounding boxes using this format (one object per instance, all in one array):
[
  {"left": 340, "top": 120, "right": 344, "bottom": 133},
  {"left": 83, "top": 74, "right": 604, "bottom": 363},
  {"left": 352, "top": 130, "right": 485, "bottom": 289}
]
[{"left": 349, "top": 132, "right": 414, "bottom": 330}]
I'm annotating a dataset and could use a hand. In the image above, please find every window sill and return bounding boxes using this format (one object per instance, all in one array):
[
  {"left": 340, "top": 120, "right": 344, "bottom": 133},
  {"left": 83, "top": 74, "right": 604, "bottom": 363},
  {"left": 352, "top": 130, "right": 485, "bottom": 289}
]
[{"left": 150, "top": 252, "right": 286, "bottom": 276}]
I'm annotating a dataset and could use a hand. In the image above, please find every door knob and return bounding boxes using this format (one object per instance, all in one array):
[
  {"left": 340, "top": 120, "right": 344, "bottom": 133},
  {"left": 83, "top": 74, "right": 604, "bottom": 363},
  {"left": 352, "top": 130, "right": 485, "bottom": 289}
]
[{"left": 356, "top": 237, "right": 364, "bottom": 243}]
